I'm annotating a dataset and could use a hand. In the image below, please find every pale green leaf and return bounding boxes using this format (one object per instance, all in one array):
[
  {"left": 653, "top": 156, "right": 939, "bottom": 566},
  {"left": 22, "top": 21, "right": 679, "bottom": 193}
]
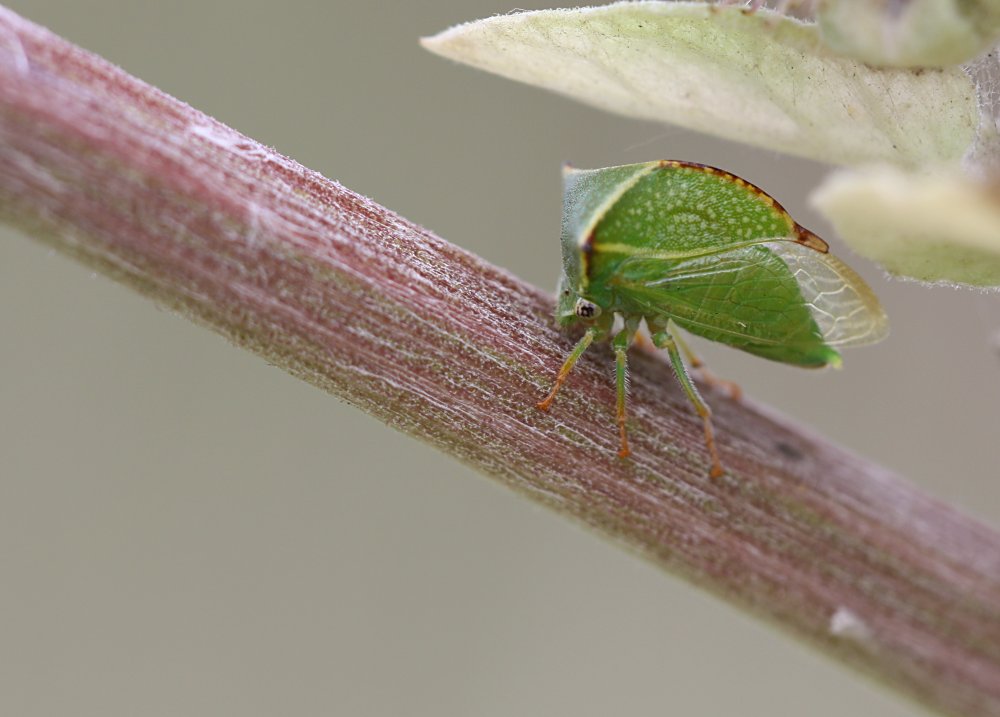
[
  {"left": 818, "top": 0, "right": 1000, "bottom": 68},
  {"left": 422, "top": 2, "right": 978, "bottom": 167},
  {"left": 811, "top": 166, "right": 1000, "bottom": 288}
]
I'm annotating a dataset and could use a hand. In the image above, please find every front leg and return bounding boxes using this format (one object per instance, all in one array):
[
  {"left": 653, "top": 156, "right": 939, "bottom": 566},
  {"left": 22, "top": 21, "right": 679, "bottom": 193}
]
[{"left": 536, "top": 325, "right": 602, "bottom": 412}]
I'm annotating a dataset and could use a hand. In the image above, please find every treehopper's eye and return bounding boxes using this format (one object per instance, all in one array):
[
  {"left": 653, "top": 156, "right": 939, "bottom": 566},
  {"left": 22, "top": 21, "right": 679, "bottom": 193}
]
[{"left": 574, "top": 299, "right": 600, "bottom": 318}]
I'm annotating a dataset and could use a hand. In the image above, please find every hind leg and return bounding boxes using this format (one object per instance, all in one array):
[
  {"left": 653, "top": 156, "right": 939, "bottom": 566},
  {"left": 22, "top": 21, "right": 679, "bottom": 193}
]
[
  {"left": 652, "top": 326, "right": 725, "bottom": 479},
  {"left": 668, "top": 319, "right": 743, "bottom": 401}
]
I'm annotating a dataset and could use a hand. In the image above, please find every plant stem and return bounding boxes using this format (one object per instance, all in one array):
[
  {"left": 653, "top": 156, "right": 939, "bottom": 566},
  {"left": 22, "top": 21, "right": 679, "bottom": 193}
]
[{"left": 1, "top": 6, "right": 999, "bottom": 716}]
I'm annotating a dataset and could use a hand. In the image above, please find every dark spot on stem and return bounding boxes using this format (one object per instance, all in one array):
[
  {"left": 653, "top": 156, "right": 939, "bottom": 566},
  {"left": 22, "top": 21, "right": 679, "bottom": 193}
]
[{"left": 775, "top": 441, "right": 804, "bottom": 461}]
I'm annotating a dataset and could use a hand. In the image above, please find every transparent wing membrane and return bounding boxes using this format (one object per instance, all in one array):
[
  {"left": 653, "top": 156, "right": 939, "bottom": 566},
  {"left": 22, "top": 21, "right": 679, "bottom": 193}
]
[{"left": 767, "top": 242, "right": 888, "bottom": 348}]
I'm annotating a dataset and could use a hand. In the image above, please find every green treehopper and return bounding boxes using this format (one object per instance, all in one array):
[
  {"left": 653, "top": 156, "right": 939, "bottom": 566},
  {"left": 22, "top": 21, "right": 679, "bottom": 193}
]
[{"left": 537, "top": 160, "right": 888, "bottom": 478}]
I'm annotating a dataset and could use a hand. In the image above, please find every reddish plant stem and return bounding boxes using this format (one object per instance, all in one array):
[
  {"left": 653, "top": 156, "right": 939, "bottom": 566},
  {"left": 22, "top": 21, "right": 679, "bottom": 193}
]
[{"left": 0, "top": 7, "right": 999, "bottom": 716}]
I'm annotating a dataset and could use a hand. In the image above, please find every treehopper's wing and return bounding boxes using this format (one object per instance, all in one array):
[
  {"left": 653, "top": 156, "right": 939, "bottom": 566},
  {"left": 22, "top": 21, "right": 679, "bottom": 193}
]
[
  {"left": 766, "top": 242, "right": 888, "bottom": 349},
  {"left": 611, "top": 241, "right": 886, "bottom": 366}
]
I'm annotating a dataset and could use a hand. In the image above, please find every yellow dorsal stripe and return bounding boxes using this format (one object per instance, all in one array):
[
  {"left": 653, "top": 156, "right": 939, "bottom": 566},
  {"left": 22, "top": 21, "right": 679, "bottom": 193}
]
[{"left": 592, "top": 236, "right": 811, "bottom": 262}]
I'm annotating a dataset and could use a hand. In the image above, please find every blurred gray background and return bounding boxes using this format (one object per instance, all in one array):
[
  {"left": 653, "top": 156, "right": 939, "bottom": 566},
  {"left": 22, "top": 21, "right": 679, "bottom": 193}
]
[{"left": 1, "top": 2, "right": 998, "bottom": 715}]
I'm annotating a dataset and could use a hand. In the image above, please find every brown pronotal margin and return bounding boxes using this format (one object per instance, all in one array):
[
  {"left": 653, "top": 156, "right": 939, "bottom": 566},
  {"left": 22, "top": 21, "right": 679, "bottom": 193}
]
[{"left": 793, "top": 225, "right": 830, "bottom": 254}]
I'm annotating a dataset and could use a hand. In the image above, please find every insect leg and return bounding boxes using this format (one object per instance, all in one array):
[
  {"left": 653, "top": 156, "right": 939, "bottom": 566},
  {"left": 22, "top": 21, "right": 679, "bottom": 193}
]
[
  {"left": 652, "top": 328, "right": 725, "bottom": 479},
  {"left": 613, "top": 327, "right": 632, "bottom": 459},
  {"left": 667, "top": 319, "right": 743, "bottom": 401},
  {"left": 537, "top": 326, "right": 601, "bottom": 412}
]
